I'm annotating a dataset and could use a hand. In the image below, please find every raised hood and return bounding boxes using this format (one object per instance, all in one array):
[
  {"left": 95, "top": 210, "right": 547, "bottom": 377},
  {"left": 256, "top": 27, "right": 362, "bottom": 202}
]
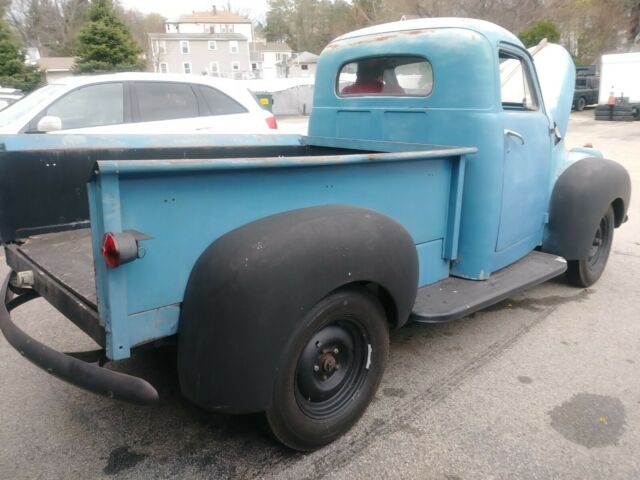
[{"left": 529, "top": 41, "right": 576, "bottom": 138}]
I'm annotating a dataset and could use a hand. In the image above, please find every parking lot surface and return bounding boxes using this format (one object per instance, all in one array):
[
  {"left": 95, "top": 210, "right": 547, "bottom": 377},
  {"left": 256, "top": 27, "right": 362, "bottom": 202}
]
[{"left": 1, "top": 110, "right": 639, "bottom": 479}]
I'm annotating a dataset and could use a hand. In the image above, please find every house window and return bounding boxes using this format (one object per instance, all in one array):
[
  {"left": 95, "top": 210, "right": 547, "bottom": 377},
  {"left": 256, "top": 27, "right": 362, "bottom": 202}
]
[
  {"left": 251, "top": 63, "right": 258, "bottom": 70},
  {"left": 231, "top": 62, "right": 240, "bottom": 71},
  {"left": 159, "top": 62, "right": 168, "bottom": 73},
  {"left": 301, "top": 64, "right": 308, "bottom": 70},
  {"left": 183, "top": 62, "right": 192, "bottom": 74},
  {"left": 180, "top": 40, "right": 190, "bottom": 54},
  {"left": 229, "top": 41, "right": 238, "bottom": 54},
  {"left": 209, "top": 62, "right": 219, "bottom": 76},
  {"left": 208, "top": 25, "right": 215, "bottom": 34},
  {"left": 157, "top": 41, "right": 166, "bottom": 54},
  {"left": 208, "top": 40, "right": 217, "bottom": 50}
]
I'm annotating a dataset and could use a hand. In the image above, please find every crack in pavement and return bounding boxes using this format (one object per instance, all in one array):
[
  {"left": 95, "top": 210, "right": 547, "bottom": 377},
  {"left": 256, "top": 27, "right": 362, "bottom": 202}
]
[{"left": 256, "top": 303, "right": 563, "bottom": 480}]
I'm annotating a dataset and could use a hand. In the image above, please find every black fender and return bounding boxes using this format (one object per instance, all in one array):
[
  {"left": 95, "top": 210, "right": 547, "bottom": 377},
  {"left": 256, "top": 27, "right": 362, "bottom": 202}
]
[
  {"left": 543, "top": 157, "right": 631, "bottom": 260},
  {"left": 177, "top": 205, "right": 418, "bottom": 413}
]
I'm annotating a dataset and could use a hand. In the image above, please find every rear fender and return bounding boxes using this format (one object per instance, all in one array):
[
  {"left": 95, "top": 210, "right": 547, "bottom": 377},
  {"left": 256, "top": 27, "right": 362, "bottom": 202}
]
[{"left": 177, "top": 205, "right": 418, "bottom": 413}]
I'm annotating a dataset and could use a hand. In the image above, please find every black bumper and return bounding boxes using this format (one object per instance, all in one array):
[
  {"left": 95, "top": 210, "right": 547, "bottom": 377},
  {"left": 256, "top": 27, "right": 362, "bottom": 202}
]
[{"left": 0, "top": 273, "right": 159, "bottom": 405}]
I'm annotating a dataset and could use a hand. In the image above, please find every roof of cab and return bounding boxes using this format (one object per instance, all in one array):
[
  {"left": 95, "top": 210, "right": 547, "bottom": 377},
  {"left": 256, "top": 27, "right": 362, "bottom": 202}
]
[{"left": 332, "top": 17, "right": 523, "bottom": 48}]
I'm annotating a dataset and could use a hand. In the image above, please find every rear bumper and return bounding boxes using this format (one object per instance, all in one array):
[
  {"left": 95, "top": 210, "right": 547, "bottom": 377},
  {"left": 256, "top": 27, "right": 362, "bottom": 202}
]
[{"left": 0, "top": 272, "right": 158, "bottom": 405}]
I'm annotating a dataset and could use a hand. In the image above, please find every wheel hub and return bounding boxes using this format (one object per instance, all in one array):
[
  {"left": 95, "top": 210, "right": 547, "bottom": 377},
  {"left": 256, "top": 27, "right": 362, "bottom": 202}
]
[
  {"left": 319, "top": 351, "right": 339, "bottom": 375},
  {"left": 295, "top": 319, "right": 369, "bottom": 419},
  {"left": 588, "top": 219, "right": 607, "bottom": 266}
]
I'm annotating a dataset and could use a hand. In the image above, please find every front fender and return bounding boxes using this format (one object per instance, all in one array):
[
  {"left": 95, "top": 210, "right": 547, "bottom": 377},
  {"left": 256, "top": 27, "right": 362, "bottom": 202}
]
[
  {"left": 177, "top": 205, "right": 418, "bottom": 413},
  {"left": 544, "top": 158, "right": 631, "bottom": 259}
]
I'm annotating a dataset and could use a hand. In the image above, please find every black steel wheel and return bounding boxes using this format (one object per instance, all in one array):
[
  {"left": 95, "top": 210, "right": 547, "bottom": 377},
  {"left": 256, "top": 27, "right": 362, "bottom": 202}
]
[
  {"left": 576, "top": 96, "right": 586, "bottom": 111},
  {"left": 567, "top": 207, "right": 615, "bottom": 287},
  {"left": 265, "top": 286, "right": 388, "bottom": 451}
]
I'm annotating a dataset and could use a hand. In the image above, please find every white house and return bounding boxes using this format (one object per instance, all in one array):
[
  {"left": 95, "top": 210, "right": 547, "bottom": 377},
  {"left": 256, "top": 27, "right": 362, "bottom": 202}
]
[
  {"left": 288, "top": 51, "right": 319, "bottom": 78},
  {"left": 249, "top": 42, "right": 292, "bottom": 79},
  {"left": 149, "top": 9, "right": 253, "bottom": 80},
  {"left": 164, "top": 8, "right": 254, "bottom": 42}
]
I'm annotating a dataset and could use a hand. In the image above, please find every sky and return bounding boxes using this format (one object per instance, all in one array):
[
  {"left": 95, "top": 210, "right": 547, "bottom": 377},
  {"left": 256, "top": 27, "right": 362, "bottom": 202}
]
[{"left": 119, "top": 0, "right": 270, "bottom": 22}]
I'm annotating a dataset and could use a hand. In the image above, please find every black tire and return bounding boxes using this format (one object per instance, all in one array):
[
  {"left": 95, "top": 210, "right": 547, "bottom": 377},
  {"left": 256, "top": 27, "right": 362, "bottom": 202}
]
[
  {"left": 566, "top": 207, "right": 614, "bottom": 287},
  {"left": 265, "top": 286, "right": 389, "bottom": 451},
  {"left": 632, "top": 106, "right": 639, "bottom": 119},
  {"left": 576, "top": 97, "right": 586, "bottom": 111}
]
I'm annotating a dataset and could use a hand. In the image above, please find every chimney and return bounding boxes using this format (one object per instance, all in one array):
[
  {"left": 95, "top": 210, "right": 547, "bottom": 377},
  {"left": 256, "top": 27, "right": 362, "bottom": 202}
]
[{"left": 212, "top": 5, "right": 217, "bottom": 14}]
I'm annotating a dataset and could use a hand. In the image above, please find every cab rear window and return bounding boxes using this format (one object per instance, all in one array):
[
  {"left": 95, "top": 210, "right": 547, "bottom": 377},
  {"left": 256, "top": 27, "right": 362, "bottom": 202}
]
[{"left": 337, "top": 56, "right": 433, "bottom": 97}]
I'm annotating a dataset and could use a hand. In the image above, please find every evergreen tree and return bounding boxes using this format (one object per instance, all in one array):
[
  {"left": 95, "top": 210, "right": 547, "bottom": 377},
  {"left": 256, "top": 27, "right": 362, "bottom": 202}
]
[
  {"left": 518, "top": 20, "right": 561, "bottom": 48},
  {"left": 0, "top": 17, "right": 44, "bottom": 91},
  {"left": 74, "top": 0, "right": 145, "bottom": 73}
]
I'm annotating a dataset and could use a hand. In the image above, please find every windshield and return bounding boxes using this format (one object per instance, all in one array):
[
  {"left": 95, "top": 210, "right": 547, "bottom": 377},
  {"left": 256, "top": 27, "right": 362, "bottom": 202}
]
[{"left": 0, "top": 84, "right": 66, "bottom": 128}]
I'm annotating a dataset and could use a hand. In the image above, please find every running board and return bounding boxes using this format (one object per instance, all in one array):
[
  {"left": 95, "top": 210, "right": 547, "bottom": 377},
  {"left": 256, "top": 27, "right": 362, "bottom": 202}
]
[{"left": 411, "top": 251, "right": 567, "bottom": 323}]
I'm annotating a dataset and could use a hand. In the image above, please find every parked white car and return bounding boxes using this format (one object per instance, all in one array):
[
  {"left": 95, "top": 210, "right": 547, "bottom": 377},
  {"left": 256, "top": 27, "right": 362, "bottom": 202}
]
[
  {"left": 0, "top": 87, "right": 23, "bottom": 111},
  {"left": 0, "top": 73, "right": 277, "bottom": 134}
]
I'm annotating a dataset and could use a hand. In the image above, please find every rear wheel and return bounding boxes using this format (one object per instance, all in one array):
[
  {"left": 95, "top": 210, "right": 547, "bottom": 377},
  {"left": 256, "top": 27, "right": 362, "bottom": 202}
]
[
  {"left": 566, "top": 207, "right": 614, "bottom": 287},
  {"left": 576, "top": 97, "right": 586, "bottom": 111},
  {"left": 265, "top": 286, "right": 389, "bottom": 451}
]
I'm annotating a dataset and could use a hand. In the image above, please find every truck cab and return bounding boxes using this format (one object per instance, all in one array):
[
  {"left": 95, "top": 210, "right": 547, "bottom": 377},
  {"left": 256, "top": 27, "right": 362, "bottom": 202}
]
[
  {"left": 310, "top": 18, "right": 619, "bottom": 280},
  {"left": 0, "top": 18, "right": 631, "bottom": 451}
]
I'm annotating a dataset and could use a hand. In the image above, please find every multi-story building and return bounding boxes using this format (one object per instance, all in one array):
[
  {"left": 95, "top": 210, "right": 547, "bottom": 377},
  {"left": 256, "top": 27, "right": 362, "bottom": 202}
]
[
  {"left": 149, "top": 8, "right": 253, "bottom": 79},
  {"left": 249, "top": 42, "right": 292, "bottom": 79}
]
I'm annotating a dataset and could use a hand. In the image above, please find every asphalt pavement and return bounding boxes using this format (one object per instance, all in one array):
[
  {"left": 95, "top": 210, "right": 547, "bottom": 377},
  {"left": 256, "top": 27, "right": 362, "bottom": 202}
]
[{"left": 0, "top": 110, "right": 639, "bottom": 479}]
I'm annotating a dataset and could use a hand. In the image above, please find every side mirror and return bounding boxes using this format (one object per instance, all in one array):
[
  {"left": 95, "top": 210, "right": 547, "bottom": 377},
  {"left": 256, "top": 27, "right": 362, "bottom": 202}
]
[{"left": 37, "top": 115, "right": 62, "bottom": 133}]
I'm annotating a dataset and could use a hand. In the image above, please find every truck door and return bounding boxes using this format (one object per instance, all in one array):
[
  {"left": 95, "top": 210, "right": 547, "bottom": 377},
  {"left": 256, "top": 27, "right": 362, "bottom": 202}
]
[{"left": 496, "top": 48, "right": 552, "bottom": 252}]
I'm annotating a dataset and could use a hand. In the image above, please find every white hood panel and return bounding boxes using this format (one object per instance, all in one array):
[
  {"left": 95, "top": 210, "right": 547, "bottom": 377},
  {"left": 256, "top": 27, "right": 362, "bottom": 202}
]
[{"left": 530, "top": 42, "right": 576, "bottom": 137}]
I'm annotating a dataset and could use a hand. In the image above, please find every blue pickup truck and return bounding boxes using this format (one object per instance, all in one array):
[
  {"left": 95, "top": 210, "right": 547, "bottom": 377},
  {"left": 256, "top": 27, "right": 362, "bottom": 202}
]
[{"left": 0, "top": 18, "right": 631, "bottom": 451}]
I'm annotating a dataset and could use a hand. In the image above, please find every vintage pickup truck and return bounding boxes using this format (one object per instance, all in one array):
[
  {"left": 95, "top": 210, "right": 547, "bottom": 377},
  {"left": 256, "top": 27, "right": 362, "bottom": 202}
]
[{"left": 0, "top": 18, "right": 631, "bottom": 451}]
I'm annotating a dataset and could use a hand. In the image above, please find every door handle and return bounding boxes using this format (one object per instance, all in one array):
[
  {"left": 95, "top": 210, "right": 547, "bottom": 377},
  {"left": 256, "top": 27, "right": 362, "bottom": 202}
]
[{"left": 504, "top": 129, "right": 525, "bottom": 145}]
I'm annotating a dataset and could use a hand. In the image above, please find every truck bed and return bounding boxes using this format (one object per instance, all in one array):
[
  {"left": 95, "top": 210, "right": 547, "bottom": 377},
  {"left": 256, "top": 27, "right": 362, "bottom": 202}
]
[
  {"left": 5, "top": 228, "right": 104, "bottom": 346},
  {"left": 15, "top": 229, "right": 97, "bottom": 308}
]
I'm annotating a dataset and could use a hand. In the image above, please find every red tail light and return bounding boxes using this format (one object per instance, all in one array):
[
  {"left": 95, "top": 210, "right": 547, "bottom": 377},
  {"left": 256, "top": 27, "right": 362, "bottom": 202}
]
[
  {"left": 102, "top": 232, "right": 120, "bottom": 268},
  {"left": 265, "top": 115, "right": 278, "bottom": 129},
  {"left": 101, "top": 232, "right": 139, "bottom": 268}
]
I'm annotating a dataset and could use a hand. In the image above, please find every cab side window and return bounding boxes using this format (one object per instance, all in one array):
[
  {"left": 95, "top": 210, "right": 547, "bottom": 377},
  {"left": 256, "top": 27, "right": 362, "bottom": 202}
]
[
  {"left": 46, "top": 83, "right": 124, "bottom": 129},
  {"left": 499, "top": 51, "right": 537, "bottom": 110}
]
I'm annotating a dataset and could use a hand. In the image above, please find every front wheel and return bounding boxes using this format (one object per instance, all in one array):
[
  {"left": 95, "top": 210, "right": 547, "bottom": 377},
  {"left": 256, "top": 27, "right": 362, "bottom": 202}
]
[
  {"left": 566, "top": 207, "right": 614, "bottom": 287},
  {"left": 576, "top": 96, "right": 586, "bottom": 111},
  {"left": 265, "top": 286, "right": 389, "bottom": 451}
]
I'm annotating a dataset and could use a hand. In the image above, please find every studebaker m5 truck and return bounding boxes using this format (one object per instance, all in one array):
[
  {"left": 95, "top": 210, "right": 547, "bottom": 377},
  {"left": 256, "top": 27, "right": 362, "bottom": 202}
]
[{"left": 0, "top": 18, "right": 631, "bottom": 451}]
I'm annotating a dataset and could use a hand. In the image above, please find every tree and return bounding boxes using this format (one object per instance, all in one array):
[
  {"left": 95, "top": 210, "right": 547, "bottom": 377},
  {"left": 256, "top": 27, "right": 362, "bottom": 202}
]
[
  {"left": 0, "top": 17, "right": 44, "bottom": 91},
  {"left": 114, "top": 6, "right": 165, "bottom": 60},
  {"left": 7, "top": 0, "right": 90, "bottom": 57},
  {"left": 74, "top": 0, "right": 145, "bottom": 73},
  {"left": 518, "top": 20, "right": 560, "bottom": 47},
  {"left": 264, "top": 0, "right": 358, "bottom": 53}
]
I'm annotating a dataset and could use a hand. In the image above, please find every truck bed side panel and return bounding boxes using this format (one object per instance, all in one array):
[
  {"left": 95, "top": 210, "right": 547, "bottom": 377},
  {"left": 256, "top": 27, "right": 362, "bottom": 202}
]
[{"left": 90, "top": 149, "right": 470, "bottom": 359}]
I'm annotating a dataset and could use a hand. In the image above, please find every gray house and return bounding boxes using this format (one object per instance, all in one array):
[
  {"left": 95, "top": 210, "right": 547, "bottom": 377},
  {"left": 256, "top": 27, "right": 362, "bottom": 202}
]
[{"left": 149, "top": 32, "right": 250, "bottom": 79}]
